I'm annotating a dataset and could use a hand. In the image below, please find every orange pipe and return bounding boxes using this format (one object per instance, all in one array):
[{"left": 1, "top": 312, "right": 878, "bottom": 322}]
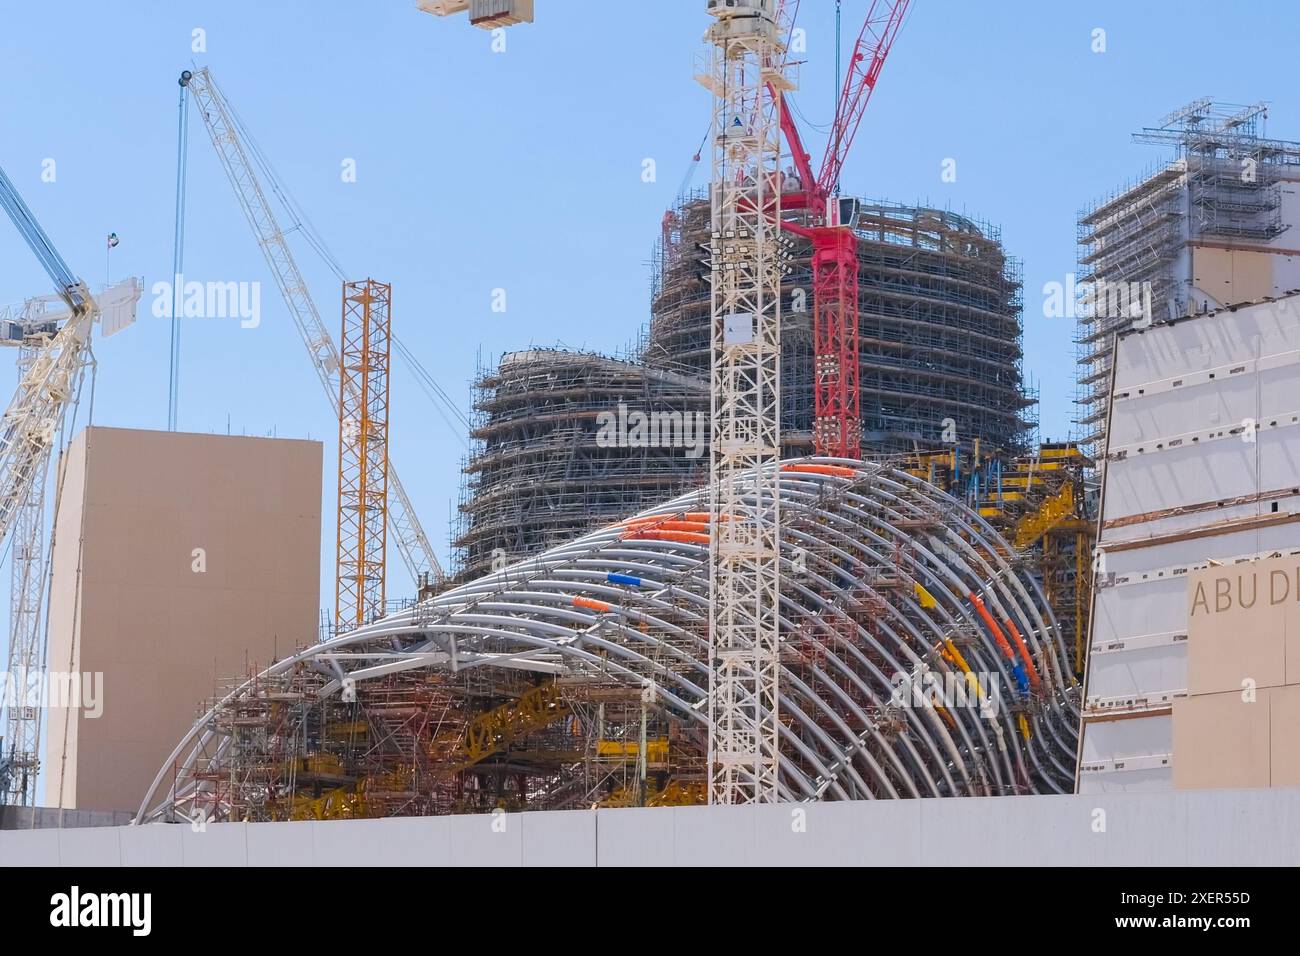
[
  {"left": 968, "top": 593, "right": 1015, "bottom": 661},
  {"left": 623, "top": 529, "right": 710, "bottom": 544},
  {"left": 1001, "top": 616, "right": 1042, "bottom": 688},
  {"left": 637, "top": 520, "right": 709, "bottom": 534},
  {"left": 622, "top": 515, "right": 680, "bottom": 527},
  {"left": 782, "top": 463, "right": 857, "bottom": 478},
  {"left": 572, "top": 596, "right": 611, "bottom": 613}
]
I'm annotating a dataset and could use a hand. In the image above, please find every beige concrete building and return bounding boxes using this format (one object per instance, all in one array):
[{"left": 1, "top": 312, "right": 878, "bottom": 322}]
[
  {"left": 42, "top": 427, "right": 322, "bottom": 812},
  {"left": 1173, "top": 553, "right": 1300, "bottom": 789}
]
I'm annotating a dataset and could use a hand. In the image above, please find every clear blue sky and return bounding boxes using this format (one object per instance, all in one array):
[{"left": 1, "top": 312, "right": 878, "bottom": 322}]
[{"left": 2, "top": 0, "right": 1297, "bottom": 607}]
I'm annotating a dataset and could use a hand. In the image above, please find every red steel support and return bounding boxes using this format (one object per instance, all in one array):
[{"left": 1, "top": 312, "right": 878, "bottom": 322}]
[{"left": 811, "top": 227, "right": 861, "bottom": 459}]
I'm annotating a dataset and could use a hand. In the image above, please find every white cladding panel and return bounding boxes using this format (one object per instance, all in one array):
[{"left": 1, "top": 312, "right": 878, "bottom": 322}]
[{"left": 1079, "top": 295, "right": 1300, "bottom": 792}]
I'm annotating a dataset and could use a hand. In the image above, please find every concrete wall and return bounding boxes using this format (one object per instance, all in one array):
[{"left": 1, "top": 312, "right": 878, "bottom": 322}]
[
  {"left": 3, "top": 789, "right": 1300, "bottom": 866},
  {"left": 42, "top": 427, "right": 323, "bottom": 813},
  {"left": 1173, "top": 555, "right": 1300, "bottom": 789},
  {"left": 1187, "top": 177, "right": 1300, "bottom": 312},
  {"left": 0, "top": 806, "right": 133, "bottom": 830},
  {"left": 1193, "top": 246, "right": 1276, "bottom": 307}
]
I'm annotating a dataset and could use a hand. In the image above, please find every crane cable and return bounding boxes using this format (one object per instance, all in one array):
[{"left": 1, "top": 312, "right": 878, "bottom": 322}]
[
  {"left": 675, "top": 129, "right": 708, "bottom": 201},
  {"left": 834, "top": 0, "right": 842, "bottom": 197},
  {"left": 50, "top": 347, "right": 96, "bottom": 819},
  {"left": 168, "top": 79, "right": 189, "bottom": 431},
  {"left": 221, "top": 94, "right": 470, "bottom": 443}
]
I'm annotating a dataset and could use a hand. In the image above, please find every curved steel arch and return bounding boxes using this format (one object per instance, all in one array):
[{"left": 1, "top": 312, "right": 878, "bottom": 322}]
[{"left": 137, "top": 459, "right": 1080, "bottom": 823}]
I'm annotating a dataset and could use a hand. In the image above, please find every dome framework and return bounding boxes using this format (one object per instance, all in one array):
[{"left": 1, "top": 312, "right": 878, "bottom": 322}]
[{"left": 138, "top": 459, "right": 1080, "bottom": 823}]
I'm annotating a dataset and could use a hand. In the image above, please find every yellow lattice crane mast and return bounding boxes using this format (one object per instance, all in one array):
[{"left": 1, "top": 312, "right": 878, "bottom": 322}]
[{"left": 336, "top": 280, "right": 392, "bottom": 631}]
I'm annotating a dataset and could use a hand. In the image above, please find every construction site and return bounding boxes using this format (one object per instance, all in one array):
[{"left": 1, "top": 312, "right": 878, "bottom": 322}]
[
  {"left": 453, "top": 349, "right": 708, "bottom": 582},
  {"left": 1075, "top": 99, "right": 1300, "bottom": 453},
  {"left": 1, "top": 0, "right": 1300, "bottom": 874},
  {"left": 136, "top": 0, "right": 1093, "bottom": 821}
]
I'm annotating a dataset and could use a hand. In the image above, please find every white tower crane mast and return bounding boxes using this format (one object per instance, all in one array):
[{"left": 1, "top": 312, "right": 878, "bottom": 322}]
[
  {"left": 700, "top": 0, "right": 791, "bottom": 804},
  {"left": 0, "top": 300, "right": 58, "bottom": 806},
  {"left": 0, "top": 165, "right": 123, "bottom": 804},
  {"left": 179, "top": 68, "right": 445, "bottom": 588}
]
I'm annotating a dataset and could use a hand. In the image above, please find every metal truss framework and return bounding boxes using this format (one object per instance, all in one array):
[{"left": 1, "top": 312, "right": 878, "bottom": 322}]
[
  {"left": 336, "top": 280, "right": 392, "bottom": 630},
  {"left": 138, "top": 460, "right": 1081, "bottom": 824},
  {"left": 0, "top": 336, "right": 53, "bottom": 806},
  {"left": 702, "top": 1, "right": 788, "bottom": 805},
  {"left": 0, "top": 163, "right": 115, "bottom": 805}
]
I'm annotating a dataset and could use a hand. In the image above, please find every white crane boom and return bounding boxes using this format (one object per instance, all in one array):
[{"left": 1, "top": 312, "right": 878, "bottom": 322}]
[
  {"left": 0, "top": 167, "right": 98, "bottom": 562},
  {"left": 181, "top": 68, "right": 445, "bottom": 587},
  {"left": 0, "top": 165, "right": 102, "bottom": 805}
]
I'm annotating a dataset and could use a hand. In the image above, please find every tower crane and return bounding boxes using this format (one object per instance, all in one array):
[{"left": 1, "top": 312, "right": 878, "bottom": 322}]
[
  {"left": 422, "top": 0, "right": 900, "bottom": 804},
  {"left": 777, "top": 0, "right": 911, "bottom": 460},
  {"left": 700, "top": 0, "right": 793, "bottom": 805},
  {"left": 0, "top": 164, "right": 139, "bottom": 805},
  {"left": 177, "top": 68, "right": 445, "bottom": 591},
  {"left": 696, "top": 0, "right": 907, "bottom": 802},
  {"left": 0, "top": 167, "right": 97, "bottom": 547},
  {"left": 0, "top": 295, "right": 60, "bottom": 807},
  {"left": 336, "top": 279, "right": 392, "bottom": 630}
]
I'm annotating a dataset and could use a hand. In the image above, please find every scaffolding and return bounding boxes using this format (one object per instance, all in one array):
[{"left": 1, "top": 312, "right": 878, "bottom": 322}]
[
  {"left": 182, "top": 662, "right": 471, "bottom": 823},
  {"left": 452, "top": 349, "right": 708, "bottom": 581},
  {"left": 649, "top": 195, "right": 1030, "bottom": 458},
  {"left": 1075, "top": 100, "right": 1300, "bottom": 455}
]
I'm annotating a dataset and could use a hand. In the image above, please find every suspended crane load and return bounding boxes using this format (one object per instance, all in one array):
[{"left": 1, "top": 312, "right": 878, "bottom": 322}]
[{"left": 417, "top": 0, "right": 534, "bottom": 28}]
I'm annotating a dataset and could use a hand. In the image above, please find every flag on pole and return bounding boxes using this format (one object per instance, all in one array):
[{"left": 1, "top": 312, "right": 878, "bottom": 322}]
[{"left": 106, "top": 232, "right": 119, "bottom": 248}]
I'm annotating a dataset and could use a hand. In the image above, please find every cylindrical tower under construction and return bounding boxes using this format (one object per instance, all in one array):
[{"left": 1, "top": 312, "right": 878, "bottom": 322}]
[
  {"left": 453, "top": 349, "right": 708, "bottom": 581},
  {"left": 649, "top": 192, "right": 1031, "bottom": 456}
]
